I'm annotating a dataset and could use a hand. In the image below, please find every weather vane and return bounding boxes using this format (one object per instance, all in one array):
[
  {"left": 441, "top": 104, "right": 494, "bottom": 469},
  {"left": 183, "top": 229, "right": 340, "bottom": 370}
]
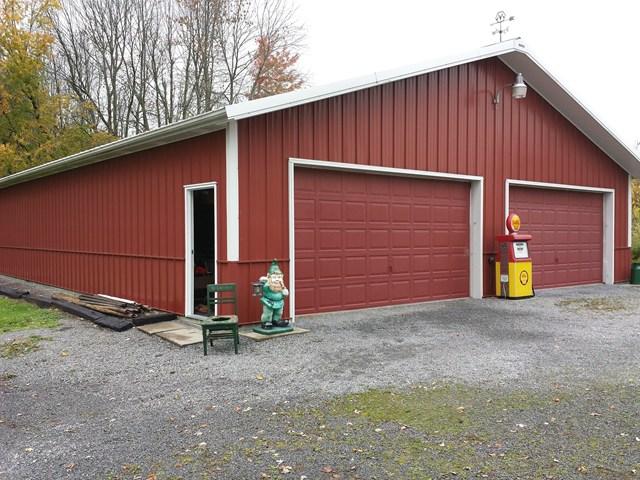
[{"left": 491, "top": 11, "right": 515, "bottom": 42}]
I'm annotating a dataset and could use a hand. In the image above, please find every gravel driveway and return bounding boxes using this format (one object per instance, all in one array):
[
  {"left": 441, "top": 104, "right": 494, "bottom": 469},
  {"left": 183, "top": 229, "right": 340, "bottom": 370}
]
[{"left": 1, "top": 283, "right": 639, "bottom": 479}]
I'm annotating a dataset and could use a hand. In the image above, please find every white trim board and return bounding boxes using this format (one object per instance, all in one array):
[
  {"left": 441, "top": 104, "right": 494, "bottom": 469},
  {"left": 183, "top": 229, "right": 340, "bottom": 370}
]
[
  {"left": 504, "top": 179, "right": 615, "bottom": 285},
  {"left": 226, "top": 120, "right": 240, "bottom": 261},
  {"left": 288, "top": 158, "right": 484, "bottom": 322},
  {"left": 628, "top": 175, "right": 632, "bottom": 248},
  {"left": 184, "top": 182, "right": 218, "bottom": 318}
]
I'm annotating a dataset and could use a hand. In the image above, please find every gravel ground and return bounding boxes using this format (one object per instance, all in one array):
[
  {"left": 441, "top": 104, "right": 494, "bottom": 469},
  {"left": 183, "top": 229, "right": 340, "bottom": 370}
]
[{"left": 1, "top": 277, "right": 639, "bottom": 479}]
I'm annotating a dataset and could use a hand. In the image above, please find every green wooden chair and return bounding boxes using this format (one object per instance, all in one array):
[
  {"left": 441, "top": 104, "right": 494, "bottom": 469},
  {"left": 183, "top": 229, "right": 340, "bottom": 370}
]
[{"left": 201, "top": 283, "right": 240, "bottom": 355}]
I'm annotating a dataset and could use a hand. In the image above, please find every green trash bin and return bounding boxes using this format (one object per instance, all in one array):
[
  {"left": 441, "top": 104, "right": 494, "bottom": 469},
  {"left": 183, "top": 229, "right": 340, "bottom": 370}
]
[{"left": 631, "top": 263, "right": 640, "bottom": 284}]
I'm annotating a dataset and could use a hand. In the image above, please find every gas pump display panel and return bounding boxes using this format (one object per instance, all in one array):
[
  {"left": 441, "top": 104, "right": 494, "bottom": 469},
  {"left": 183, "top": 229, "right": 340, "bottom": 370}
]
[{"left": 513, "top": 242, "right": 529, "bottom": 259}]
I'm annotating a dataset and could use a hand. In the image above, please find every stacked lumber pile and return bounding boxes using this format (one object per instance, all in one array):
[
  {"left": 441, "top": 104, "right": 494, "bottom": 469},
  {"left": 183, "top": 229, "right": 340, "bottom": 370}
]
[
  {"left": 0, "top": 282, "right": 177, "bottom": 332},
  {"left": 52, "top": 293, "right": 150, "bottom": 318}
]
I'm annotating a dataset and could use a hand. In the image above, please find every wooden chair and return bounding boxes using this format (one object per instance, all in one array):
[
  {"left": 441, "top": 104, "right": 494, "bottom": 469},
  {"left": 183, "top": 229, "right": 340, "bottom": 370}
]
[{"left": 201, "top": 283, "right": 239, "bottom": 355}]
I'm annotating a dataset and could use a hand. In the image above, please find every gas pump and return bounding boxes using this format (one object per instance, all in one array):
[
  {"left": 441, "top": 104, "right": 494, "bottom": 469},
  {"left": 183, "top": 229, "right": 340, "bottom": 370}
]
[{"left": 495, "top": 213, "right": 534, "bottom": 299}]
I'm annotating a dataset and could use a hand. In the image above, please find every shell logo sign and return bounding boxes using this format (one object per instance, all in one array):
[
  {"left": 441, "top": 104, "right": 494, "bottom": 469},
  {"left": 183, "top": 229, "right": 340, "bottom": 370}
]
[{"left": 506, "top": 213, "right": 521, "bottom": 233}]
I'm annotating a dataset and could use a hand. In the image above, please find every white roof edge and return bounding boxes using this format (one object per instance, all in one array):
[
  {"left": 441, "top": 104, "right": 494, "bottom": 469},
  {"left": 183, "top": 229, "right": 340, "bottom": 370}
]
[
  {"left": 0, "top": 108, "right": 227, "bottom": 189},
  {"left": 225, "top": 39, "right": 527, "bottom": 120}
]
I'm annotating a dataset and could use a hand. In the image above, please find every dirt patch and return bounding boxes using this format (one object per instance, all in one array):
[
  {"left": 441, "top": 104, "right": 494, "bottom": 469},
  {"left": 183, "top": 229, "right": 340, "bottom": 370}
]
[{"left": 556, "top": 297, "right": 629, "bottom": 312}]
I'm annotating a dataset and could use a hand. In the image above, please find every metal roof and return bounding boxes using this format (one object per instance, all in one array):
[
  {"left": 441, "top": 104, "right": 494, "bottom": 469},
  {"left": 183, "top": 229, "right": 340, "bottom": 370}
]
[{"left": 2, "top": 38, "right": 638, "bottom": 189}]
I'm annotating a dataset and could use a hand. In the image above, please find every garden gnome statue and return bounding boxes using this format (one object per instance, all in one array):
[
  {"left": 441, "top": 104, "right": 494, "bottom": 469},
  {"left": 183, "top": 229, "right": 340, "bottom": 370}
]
[{"left": 259, "top": 259, "right": 290, "bottom": 329}]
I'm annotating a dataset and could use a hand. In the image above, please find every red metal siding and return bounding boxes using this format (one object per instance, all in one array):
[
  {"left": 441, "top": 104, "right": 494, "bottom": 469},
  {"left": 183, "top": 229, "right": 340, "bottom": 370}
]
[
  {"left": 510, "top": 187, "right": 603, "bottom": 288},
  {"left": 294, "top": 168, "right": 469, "bottom": 314},
  {"left": 0, "top": 132, "right": 226, "bottom": 314},
  {"left": 238, "top": 57, "right": 630, "bottom": 315}
]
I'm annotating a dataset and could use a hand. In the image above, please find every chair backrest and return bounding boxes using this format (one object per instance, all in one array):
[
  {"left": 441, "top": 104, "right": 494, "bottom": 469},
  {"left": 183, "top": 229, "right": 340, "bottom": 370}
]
[{"left": 206, "top": 283, "right": 238, "bottom": 315}]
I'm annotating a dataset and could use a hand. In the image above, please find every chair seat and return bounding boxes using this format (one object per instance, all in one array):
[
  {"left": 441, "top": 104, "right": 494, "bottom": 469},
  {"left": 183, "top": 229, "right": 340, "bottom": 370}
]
[{"left": 202, "top": 315, "right": 238, "bottom": 326}]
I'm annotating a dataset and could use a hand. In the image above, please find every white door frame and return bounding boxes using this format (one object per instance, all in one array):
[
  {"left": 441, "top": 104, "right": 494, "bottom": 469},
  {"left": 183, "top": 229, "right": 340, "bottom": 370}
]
[
  {"left": 288, "top": 158, "right": 484, "bottom": 321},
  {"left": 184, "top": 182, "right": 218, "bottom": 318},
  {"left": 505, "top": 179, "right": 615, "bottom": 285}
]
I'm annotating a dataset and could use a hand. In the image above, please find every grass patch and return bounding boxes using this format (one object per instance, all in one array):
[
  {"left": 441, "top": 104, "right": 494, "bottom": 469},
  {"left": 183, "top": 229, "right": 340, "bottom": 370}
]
[
  {"left": 0, "top": 297, "right": 60, "bottom": 333},
  {"left": 330, "top": 384, "right": 473, "bottom": 435},
  {"left": 0, "top": 335, "right": 51, "bottom": 358},
  {"left": 556, "top": 297, "right": 628, "bottom": 312},
  {"left": 0, "top": 372, "right": 17, "bottom": 381}
]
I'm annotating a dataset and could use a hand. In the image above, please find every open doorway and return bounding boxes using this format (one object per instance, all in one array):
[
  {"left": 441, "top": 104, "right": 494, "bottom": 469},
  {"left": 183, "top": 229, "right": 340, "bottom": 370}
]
[{"left": 184, "top": 182, "right": 217, "bottom": 318}]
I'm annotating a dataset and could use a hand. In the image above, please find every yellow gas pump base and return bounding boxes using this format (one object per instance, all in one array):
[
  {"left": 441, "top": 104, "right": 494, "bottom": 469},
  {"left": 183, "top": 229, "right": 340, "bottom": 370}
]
[{"left": 495, "top": 261, "right": 533, "bottom": 298}]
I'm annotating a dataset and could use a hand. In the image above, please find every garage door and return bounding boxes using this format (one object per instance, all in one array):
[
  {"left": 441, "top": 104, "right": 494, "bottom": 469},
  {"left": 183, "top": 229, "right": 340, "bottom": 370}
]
[
  {"left": 510, "top": 187, "right": 603, "bottom": 288},
  {"left": 294, "top": 168, "right": 470, "bottom": 314}
]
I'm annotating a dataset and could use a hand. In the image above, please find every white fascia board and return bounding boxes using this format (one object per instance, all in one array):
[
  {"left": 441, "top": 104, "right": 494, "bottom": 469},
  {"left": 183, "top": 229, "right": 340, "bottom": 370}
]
[
  {"left": 225, "top": 120, "right": 240, "bottom": 262},
  {"left": 498, "top": 49, "right": 640, "bottom": 178},
  {"left": 0, "top": 108, "right": 228, "bottom": 189},
  {"left": 629, "top": 175, "right": 633, "bottom": 248},
  {"left": 226, "top": 40, "right": 526, "bottom": 120}
]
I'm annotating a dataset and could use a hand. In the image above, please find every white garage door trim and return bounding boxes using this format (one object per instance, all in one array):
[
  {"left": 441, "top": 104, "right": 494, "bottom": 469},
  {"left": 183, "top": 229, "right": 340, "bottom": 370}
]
[
  {"left": 504, "top": 179, "right": 615, "bottom": 285},
  {"left": 288, "top": 158, "right": 484, "bottom": 321}
]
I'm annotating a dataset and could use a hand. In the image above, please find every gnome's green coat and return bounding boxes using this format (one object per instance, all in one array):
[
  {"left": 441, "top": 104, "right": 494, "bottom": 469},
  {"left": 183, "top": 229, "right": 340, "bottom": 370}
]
[{"left": 260, "top": 285, "right": 285, "bottom": 310}]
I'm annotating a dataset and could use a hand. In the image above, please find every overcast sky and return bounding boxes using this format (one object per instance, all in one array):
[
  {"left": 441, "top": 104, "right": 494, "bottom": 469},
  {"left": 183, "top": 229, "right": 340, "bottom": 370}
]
[{"left": 295, "top": 0, "right": 639, "bottom": 150}]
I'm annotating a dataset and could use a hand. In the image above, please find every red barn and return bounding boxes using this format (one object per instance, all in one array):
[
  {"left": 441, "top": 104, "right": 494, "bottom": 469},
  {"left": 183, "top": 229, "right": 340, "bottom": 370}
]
[{"left": 1, "top": 40, "right": 638, "bottom": 324}]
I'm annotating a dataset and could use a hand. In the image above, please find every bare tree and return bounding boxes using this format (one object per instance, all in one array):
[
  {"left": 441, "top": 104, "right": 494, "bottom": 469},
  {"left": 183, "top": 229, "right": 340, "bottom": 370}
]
[{"left": 49, "top": 0, "right": 305, "bottom": 136}]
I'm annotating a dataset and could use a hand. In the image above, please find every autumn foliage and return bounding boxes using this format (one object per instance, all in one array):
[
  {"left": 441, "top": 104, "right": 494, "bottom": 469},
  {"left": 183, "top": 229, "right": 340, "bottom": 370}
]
[
  {"left": 0, "top": 0, "right": 114, "bottom": 176},
  {"left": 249, "top": 35, "right": 304, "bottom": 99}
]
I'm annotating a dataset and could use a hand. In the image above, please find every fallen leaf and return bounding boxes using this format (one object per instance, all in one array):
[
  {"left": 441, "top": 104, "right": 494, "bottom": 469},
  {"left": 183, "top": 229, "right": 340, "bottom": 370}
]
[
  {"left": 24, "top": 448, "right": 33, "bottom": 452},
  {"left": 374, "top": 428, "right": 382, "bottom": 433},
  {"left": 321, "top": 466, "right": 334, "bottom": 473},
  {"left": 61, "top": 351, "right": 69, "bottom": 357},
  {"left": 279, "top": 465, "right": 292, "bottom": 474},
  {"left": 256, "top": 374, "right": 265, "bottom": 381},
  {"left": 577, "top": 465, "right": 588, "bottom": 474}
]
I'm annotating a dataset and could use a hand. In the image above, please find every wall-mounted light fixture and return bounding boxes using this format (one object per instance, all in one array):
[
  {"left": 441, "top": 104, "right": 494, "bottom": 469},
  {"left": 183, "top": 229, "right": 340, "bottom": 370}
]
[{"left": 493, "top": 72, "right": 527, "bottom": 105}]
